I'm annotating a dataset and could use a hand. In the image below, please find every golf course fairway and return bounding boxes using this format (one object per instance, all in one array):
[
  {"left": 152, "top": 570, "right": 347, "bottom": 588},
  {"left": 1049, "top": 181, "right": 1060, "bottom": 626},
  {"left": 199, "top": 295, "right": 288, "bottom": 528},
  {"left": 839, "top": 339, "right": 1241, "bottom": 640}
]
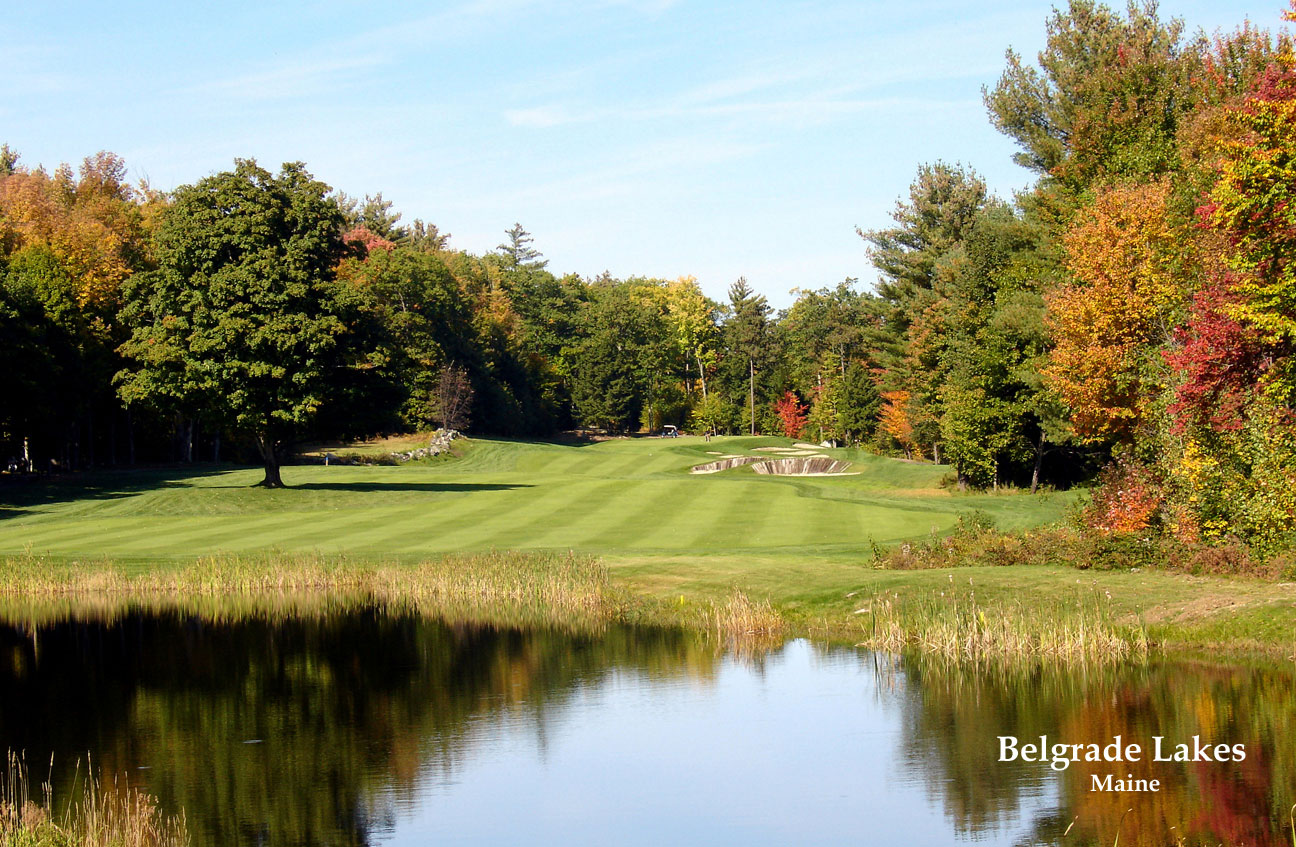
[{"left": 0, "top": 436, "right": 1069, "bottom": 561}]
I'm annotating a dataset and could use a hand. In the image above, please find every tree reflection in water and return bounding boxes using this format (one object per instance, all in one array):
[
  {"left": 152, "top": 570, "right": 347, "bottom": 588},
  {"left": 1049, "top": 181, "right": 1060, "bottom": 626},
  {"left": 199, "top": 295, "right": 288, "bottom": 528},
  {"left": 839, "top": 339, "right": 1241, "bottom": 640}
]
[
  {"left": 893, "top": 655, "right": 1296, "bottom": 846},
  {"left": 0, "top": 609, "right": 1291, "bottom": 846}
]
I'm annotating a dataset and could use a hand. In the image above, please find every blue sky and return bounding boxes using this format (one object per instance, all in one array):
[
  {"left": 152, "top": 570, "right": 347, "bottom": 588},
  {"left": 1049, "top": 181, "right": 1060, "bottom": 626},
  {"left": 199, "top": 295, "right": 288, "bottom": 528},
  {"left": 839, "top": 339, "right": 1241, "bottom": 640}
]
[{"left": 3, "top": 0, "right": 1280, "bottom": 307}]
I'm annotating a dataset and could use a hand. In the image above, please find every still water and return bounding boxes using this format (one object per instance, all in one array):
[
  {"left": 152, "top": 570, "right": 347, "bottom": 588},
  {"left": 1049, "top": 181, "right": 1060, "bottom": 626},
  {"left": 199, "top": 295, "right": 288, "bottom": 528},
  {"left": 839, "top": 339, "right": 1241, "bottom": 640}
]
[{"left": 0, "top": 609, "right": 1292, "bottom": 846}]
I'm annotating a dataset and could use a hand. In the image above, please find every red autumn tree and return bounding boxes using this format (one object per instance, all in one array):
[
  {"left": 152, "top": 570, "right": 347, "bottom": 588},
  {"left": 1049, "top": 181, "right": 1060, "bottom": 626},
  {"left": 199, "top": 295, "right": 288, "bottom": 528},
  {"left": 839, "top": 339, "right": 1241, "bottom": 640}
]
[
  {"left": 1164, "top": 277, "right": 1270, "bottom": 433},
  {"left": 774, "top": 390, "right": 808, "bottom": 439}
]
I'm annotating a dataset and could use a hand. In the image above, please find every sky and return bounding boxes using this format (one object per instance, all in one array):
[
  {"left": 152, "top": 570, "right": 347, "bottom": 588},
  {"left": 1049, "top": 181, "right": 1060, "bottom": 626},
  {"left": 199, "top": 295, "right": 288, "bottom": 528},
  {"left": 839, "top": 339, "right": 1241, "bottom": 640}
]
[{"left": 2, "top": 0, "right": 1282, "bottom": 308}]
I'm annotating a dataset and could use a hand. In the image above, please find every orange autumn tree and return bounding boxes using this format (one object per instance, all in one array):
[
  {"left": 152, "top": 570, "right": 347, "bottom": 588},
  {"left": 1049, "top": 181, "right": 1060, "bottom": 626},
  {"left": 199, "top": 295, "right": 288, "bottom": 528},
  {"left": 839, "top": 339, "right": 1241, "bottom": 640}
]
[
  {"left": 0, "top": 151, "right": 151, "bottom": 311},
  {"left": 1045, "top": 180, "right": 1184, "bottom": 441},
  {"left": 879, "top": 390, "right": 916, "bottom": 459}
]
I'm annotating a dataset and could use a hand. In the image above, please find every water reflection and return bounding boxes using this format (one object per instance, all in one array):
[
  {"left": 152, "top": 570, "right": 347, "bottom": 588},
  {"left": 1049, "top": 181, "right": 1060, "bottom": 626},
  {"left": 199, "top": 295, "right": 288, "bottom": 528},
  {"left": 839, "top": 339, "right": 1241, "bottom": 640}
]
[
  {"left": 895, "top": 657, "right": 1296, "bottom": 846},
  {"left": 0, "top": 609, "right": 1291, "bottom": 846}
]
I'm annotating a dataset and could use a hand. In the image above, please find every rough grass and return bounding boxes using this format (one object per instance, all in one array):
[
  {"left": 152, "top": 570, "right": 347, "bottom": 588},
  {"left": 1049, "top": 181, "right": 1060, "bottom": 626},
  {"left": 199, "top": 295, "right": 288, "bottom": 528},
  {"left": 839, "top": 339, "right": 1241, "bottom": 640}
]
[{"left": 1, "top": 753, "right": 187, "bottom": 847}]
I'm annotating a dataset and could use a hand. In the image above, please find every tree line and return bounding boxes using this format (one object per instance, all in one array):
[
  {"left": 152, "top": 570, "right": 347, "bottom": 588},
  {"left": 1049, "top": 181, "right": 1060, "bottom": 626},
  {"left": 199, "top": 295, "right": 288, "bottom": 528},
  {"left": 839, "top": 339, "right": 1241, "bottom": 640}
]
[{"left": 2, "top": 0, "right": 1295, "bottom": 554}]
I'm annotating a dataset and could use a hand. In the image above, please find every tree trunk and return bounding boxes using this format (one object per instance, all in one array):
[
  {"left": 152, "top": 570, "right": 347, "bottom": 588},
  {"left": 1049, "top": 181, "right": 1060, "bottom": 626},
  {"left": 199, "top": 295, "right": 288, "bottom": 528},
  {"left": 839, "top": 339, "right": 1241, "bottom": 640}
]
[
  {"left": 932, "top": 441, "right": 941, "bottom": 465},
  {"left": 748, "top": 358, "right": 756, "bottom": 436},
  {"left": 213, "top": 433, "right": 221, "bottom": 464},
  {"left": 1031, "top": 433, "right": 1046, "bottom": 495},
  {"left": 255, "top": 433, "right": 285, "bottom": 488},
  {"left": 696, "top": 353, "right": 708, "bottom": 400}
]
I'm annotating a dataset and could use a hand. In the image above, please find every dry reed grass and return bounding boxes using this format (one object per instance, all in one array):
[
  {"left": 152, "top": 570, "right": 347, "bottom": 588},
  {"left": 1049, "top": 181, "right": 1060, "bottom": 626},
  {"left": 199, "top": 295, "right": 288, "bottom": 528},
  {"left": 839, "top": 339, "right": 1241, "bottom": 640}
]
[
  {"left": 0, "top": 551, "right": 621, "bottom": 632},
  {"left": 1, "top": 753, "right": 188, "bottom": 847},
  {"left": 702, "top": 590, "right": 786, "bottom": 652},
  {"left": 854, "top": 580, "right": 1149, "bottom": 664}
]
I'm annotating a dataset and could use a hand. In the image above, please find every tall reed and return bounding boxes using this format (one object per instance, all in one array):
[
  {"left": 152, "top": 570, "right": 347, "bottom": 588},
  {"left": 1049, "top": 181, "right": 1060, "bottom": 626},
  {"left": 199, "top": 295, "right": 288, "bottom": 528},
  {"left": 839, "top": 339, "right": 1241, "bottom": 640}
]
[
  {"left": 1, "top": 752, "right": 188, "bottom": 847},
  {"left": 855, "top": 579, "right": 1149, "bottom": 663},
  {"left": 0, "top": 551, "right": 622, "bottom": 633}
]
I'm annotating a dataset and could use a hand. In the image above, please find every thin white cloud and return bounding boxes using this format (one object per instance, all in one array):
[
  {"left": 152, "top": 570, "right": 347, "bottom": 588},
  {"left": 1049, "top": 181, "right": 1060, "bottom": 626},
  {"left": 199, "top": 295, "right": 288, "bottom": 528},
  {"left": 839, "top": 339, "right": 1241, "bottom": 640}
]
[{"left": 190, "top": 54, "right": 387, "bottom": 101}]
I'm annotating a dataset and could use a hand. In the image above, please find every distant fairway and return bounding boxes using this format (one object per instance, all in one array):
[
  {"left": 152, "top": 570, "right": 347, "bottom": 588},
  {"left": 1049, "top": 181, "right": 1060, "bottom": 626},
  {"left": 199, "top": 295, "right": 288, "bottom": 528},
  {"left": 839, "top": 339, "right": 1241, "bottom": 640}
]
[{"left": 0, "top": 436, "right": 1070, "bottom": 562}]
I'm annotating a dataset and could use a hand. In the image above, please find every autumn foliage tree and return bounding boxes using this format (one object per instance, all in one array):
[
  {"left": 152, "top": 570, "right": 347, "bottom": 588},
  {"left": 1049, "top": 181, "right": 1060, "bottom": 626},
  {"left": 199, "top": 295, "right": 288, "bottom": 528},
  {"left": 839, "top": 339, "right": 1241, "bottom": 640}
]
[
  {"left": 1204, "top": 64, "right": 1296, "bottom": 406},
  {"left": 1046, "top": 180, "right": 1183, "bottom": 441},
  {"left": 774, "top": 391, "right": 808, "bottom": 439},
  {"left": 879, "top": 390, "right": 916, "bottom": 459}
]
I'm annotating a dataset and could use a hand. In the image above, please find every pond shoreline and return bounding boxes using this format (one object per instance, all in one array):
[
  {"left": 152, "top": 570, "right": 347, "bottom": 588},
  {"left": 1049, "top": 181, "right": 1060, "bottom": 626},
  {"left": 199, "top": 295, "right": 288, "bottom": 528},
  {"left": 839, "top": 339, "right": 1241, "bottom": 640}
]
[{"left": 1, "top": 551, "right": 1291, "bottom": 661}]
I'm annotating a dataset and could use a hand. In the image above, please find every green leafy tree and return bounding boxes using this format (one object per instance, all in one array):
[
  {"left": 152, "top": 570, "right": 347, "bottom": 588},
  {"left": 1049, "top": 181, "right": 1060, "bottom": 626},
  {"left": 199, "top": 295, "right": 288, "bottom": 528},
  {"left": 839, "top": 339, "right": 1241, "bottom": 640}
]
[
  {"left": 984, "top": 0, "right": 1197, "bottom": 195},
  {"left": 117, "top": 160, "right": 352, "bottom": 487},
  {"left": 568, "top": 284, "right": 661, "bottom": 431}
]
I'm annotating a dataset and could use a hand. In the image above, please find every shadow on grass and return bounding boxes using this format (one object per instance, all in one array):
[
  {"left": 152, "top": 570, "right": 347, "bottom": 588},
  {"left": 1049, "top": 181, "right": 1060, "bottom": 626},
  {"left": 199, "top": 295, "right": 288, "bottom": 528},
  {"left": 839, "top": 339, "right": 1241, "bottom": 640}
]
[
  {"left": 0, "top": 465, "right": 244, "bottom": 519},
  {"left": 293, "top": 482, "right": 529, "bottom": 493}
]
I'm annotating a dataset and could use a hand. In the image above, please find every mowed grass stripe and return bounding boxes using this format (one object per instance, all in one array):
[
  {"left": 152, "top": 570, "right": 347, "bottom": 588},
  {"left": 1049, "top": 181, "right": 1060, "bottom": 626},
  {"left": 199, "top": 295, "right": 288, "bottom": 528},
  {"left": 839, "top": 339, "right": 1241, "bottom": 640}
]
[
  {"left": 582, "top": 479, "right": 706, "bottom": 549},
  {"left": 341, "top": 491, "right": 537, "bottom": 553},
  {"left": 521, "top": 477, "right": 672, "bottom": 550},
  {"left": 0, "top": 516, "right": 167, "bottom": 554},
  {"left": 472, "top": 477, "right": 630, "bottom": 550},
  {"left": 110, "top": 510, "right": 348, "bottom": 555},
  {"left": 215, "top": 504, "right": 435, "bottom": 554},
  {"left": 20, "top": 516, "right": 200, "bottom": 556},
  {"left": 685, "top": 475, "right": 778, "bottom": 550}
]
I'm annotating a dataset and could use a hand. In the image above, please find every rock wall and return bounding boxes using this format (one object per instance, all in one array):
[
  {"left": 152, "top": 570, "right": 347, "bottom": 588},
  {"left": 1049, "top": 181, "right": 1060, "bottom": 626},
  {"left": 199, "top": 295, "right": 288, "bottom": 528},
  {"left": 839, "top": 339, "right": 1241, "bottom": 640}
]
[
  {"left": 751, "top": 457, "right": 852, "bottom": 475},
  {"left": 690, "top": 456, "right": 761, "bottom": 474}
]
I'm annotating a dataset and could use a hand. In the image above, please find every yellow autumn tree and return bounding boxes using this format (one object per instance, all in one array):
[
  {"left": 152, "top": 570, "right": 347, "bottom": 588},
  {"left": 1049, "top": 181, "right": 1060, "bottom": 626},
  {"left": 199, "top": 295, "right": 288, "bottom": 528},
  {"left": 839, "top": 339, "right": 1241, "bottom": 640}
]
[{"left": 1045, "top": 179, "right": 1184, "bottom": 441}]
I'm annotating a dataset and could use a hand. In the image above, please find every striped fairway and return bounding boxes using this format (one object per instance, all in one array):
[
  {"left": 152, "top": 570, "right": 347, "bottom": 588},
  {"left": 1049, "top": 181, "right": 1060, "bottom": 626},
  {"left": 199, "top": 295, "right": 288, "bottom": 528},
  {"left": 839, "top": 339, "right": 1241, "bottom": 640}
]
[{"left": 0, "top": 436, "right": 1070, "bottom": 560}]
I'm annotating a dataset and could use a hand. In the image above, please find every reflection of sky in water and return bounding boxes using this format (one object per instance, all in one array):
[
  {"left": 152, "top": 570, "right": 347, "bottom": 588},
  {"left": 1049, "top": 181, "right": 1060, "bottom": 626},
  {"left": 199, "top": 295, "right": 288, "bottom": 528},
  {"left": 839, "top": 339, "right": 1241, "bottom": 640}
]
[{"left": 382, "top": 640, "right": 1047, "bottom": 846}]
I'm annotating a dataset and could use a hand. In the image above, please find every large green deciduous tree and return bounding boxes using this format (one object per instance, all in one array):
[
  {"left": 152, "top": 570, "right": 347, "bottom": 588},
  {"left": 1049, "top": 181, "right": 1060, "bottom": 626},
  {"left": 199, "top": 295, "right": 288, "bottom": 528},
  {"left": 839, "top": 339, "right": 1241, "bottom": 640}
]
[{"left": 117, "top": 160, "right": 351, "bottom": 487}]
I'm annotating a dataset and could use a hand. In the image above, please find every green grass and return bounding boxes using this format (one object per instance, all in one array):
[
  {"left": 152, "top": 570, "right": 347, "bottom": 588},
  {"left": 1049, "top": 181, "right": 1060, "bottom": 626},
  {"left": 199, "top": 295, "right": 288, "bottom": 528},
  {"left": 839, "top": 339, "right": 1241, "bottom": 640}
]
[
  {"left": 1, "top": 435, "right": 1292, "bottom": 654},
  {"left": 0, "top": 436, "right": 1068, "bottom": 561}
]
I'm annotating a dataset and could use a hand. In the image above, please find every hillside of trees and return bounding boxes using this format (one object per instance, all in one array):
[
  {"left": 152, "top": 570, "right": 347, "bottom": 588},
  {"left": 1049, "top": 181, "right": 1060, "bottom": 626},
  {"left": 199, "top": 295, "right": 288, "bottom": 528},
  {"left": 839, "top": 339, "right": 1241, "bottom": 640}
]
[{"left": 3, "top": 1, "right": 1296, "bottom": 556}]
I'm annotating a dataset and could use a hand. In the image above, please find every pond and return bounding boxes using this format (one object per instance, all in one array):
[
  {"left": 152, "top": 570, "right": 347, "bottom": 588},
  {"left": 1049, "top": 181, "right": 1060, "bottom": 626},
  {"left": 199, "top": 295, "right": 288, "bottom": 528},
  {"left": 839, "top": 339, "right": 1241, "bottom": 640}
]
[{"left": 0, "top": 609, "right": 1291, "bottom": 846}]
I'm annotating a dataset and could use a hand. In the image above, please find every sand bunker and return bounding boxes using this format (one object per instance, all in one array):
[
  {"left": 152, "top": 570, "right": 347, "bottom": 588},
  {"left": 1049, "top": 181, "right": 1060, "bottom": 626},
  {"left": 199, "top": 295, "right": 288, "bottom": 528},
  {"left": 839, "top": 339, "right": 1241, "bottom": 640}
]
[
  {"left": 752, "top": 446, "right": 803, "bottom": 454},
  {"left": 793, "top": 442, "right": 822, "bottom": 450},
  {"left": 690, "top": 456, "right": 762, "bottom": 474},
  {"left": 751, "top": 457, "right": 854, "bottom": 476}
]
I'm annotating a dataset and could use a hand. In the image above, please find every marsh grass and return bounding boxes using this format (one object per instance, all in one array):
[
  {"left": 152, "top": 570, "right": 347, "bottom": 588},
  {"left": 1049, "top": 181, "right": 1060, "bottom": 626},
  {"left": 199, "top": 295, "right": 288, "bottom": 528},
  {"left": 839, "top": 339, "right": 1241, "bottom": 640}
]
[
  {"left": 0, "top": 551, "right": 623, "bottom": 632},
  {"left": 701, "top": 590, "right": 786, "bottom": 652},
  {"left": 1, "top": 753, "right": 187, "bottom": 847},
  {"left": 855, "top": 579, "right": 1149, "bottom": 663}
]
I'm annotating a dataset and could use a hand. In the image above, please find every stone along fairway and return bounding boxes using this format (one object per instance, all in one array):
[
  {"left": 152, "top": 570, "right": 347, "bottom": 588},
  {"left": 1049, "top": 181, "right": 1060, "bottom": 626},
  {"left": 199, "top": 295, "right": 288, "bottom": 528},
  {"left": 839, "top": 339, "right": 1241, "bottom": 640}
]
[{"left": 0, "top": 436, "right": 1066, "bottom": 563}]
